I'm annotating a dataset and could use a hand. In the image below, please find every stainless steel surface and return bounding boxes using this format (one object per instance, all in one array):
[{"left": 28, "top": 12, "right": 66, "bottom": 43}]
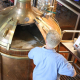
[
  {"left": 61, "top": 42, "right": 80, "bottom": 61},
  {"left": 62, "top": 42, "right": 77, "bottom": 54}
]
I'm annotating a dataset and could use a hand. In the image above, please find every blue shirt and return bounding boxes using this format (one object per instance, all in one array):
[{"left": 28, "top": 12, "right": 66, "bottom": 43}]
[{"left": 28, "top": 47, "right": 75, "bottom": 80}]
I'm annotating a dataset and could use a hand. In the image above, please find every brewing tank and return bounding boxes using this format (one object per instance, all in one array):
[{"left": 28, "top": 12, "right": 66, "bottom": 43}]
[{"left": 0, "top": 0, "right": 61, "bottom": 80}]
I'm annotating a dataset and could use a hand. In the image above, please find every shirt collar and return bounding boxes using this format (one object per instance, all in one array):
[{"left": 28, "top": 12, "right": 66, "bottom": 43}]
[{"left": 42, "top": 47, "right": 56, "bottom": 53}]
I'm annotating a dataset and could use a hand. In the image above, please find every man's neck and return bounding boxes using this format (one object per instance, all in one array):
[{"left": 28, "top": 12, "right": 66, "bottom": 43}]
[{"left": 44, "top": 45, "right": 53, "bottom": 50}]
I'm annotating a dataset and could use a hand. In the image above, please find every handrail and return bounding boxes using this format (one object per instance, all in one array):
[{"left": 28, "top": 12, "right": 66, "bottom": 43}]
[
  {"left": 62, "top": 30, "right": 80, "bottom": 34},
  {"left": 66, "top": 0, "right": 80, "bottom": 9},
  {"left": 56, "top": 0, "right": 79, "bottom": 15},
  {"left": 62, "top": 30, "right": 80, "bottom": 40}
]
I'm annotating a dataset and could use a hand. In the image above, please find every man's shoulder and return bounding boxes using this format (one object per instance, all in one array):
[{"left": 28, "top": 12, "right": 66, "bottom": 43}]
[
  {"left": 50, "top": 52, "right": 66, "bottom": 61},
  {"left": 32, "top": 47, "right": 41, "bottom": 50},
  {"left": 55, "top": 53, "right": 67, "bottom": 64},
  {"left": 31, "top": 47, "right": 42, "bottom": 52},
  {"left": 56, "top": 53, "right": 65, "bottom": 59},
  {"left": 28, "top": 47, "right": 41, "bottom": 59}
]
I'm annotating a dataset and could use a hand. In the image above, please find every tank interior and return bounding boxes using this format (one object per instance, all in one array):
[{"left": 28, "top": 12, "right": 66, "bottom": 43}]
[{"left": 11, "top": 24, "right": 45, "bottom": 49}]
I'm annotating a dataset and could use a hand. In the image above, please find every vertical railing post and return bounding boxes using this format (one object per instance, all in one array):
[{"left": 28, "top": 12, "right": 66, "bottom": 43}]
[{"left": 0, "top": 53, "right": 3, "bottom": 80}]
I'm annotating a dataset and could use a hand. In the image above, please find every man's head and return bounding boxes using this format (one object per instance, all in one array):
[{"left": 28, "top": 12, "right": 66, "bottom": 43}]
[{"left": 46, "top": 30, "right": 61, "bottom": 49}]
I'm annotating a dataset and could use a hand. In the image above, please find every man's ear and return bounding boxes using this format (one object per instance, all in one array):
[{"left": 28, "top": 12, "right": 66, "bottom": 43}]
[{"left": 45, "top": 40, "right": 47, "bottom": 44}]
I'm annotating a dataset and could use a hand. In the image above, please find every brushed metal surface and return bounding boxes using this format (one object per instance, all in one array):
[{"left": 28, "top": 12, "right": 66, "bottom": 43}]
[
  {"left": 0, "top": 0, "right": 43, "bottom": 50},
  {"left": 1, "top": 55, "right": 35, "bottom": 80}
]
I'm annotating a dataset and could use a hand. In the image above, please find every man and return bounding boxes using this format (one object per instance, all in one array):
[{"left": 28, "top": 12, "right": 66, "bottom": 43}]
[{"left": 28, "top": 30, "right": 76, "bottom": 80}]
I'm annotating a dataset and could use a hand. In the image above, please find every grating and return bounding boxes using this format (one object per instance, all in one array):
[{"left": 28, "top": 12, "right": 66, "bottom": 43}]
[
  {"left": 60, "top": 66, "right": 80, "bottom": 80},
  {"left": 60, "top": 74, "right": 80, "bottom": 80}
]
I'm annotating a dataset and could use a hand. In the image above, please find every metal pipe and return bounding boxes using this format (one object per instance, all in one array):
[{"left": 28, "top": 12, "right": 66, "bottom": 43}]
[
  {"left": 62, "top": 30, "right": 80, "bottom": 33},
  {"left": 50, "top": 0, "right": 54, "bottom": 11},
  {"left": 68, "top": 61, "right": 73, "bottom": 63},
  {"left": 56, "top": 0, "right": 79, "bottom": 15},
  {"left": 57, "top": 43, "right": 61, "bottom": 53},
  {"left": 59, "top": 51, "right": 69, "bottom": 53},
  {"left": 72, "top": 16, "right": 80, "bottom": 39},
  {"left": 0, "top": 54, "right": 2, "bottom": 80},
  {"left": 62, "top": 30, "right": 80, "bottom": 40},
  {"left": 74, "top": 63, "right": 80, "bottom": 70},
  {"left": 33, "top": 0, "right": 37, "bottom": 7},
  {"left": 61, "top": 40, "right": 74, "bottom": 42},
  {"left": 14, "top": 0, "right": 17, "bottom": 5},
  {"left": 66, "top": 0, "right": 80, "bottom": 9}
]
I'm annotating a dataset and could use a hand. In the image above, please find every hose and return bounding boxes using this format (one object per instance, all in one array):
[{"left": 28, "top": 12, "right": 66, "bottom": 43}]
[{"left": 44, "top": 9, "right": 56, "bottom": 14}]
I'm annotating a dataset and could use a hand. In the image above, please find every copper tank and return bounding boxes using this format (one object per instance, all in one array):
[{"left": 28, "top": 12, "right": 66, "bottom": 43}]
[{"left": 0, "top": 0, "right": 61, "bottom": 80}]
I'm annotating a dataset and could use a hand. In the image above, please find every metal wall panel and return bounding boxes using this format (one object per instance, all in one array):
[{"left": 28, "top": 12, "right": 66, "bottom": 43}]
[{"left": 1, "top": 55, "right": 35, "bottom": 80}]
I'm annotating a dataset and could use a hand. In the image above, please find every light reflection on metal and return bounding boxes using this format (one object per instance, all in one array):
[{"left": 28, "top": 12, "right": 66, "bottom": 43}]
[
  {"left": 9, "top": 30, "right": 14, "bottom": 34},
  {"left": 3, "top": 29, "right": 9, "bottom": 37},
  {"left": 2, "top": 38, "right": 8, "bottom": 43},
  {"left": 17, "top": 9, "right": 22, "bottom": 14},
  {"left": 0, "top": 0, "right": 61, "bottom": 50}
]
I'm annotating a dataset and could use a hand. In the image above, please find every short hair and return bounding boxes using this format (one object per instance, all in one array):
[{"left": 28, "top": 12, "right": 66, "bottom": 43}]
[{"left": 46, "top": 30, "right": 61, "bottom": 48}]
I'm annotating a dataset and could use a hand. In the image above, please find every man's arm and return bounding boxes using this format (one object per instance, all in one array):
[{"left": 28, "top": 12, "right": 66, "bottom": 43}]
[
  {"left": 72, "top": 69, "right": 76, "bottom": 77},
  {"left": 28, "top": 49, "right": 34, "bottom": 59},
  {"left": 57, "top": 55, "right": 77, "bottom": 77}
]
